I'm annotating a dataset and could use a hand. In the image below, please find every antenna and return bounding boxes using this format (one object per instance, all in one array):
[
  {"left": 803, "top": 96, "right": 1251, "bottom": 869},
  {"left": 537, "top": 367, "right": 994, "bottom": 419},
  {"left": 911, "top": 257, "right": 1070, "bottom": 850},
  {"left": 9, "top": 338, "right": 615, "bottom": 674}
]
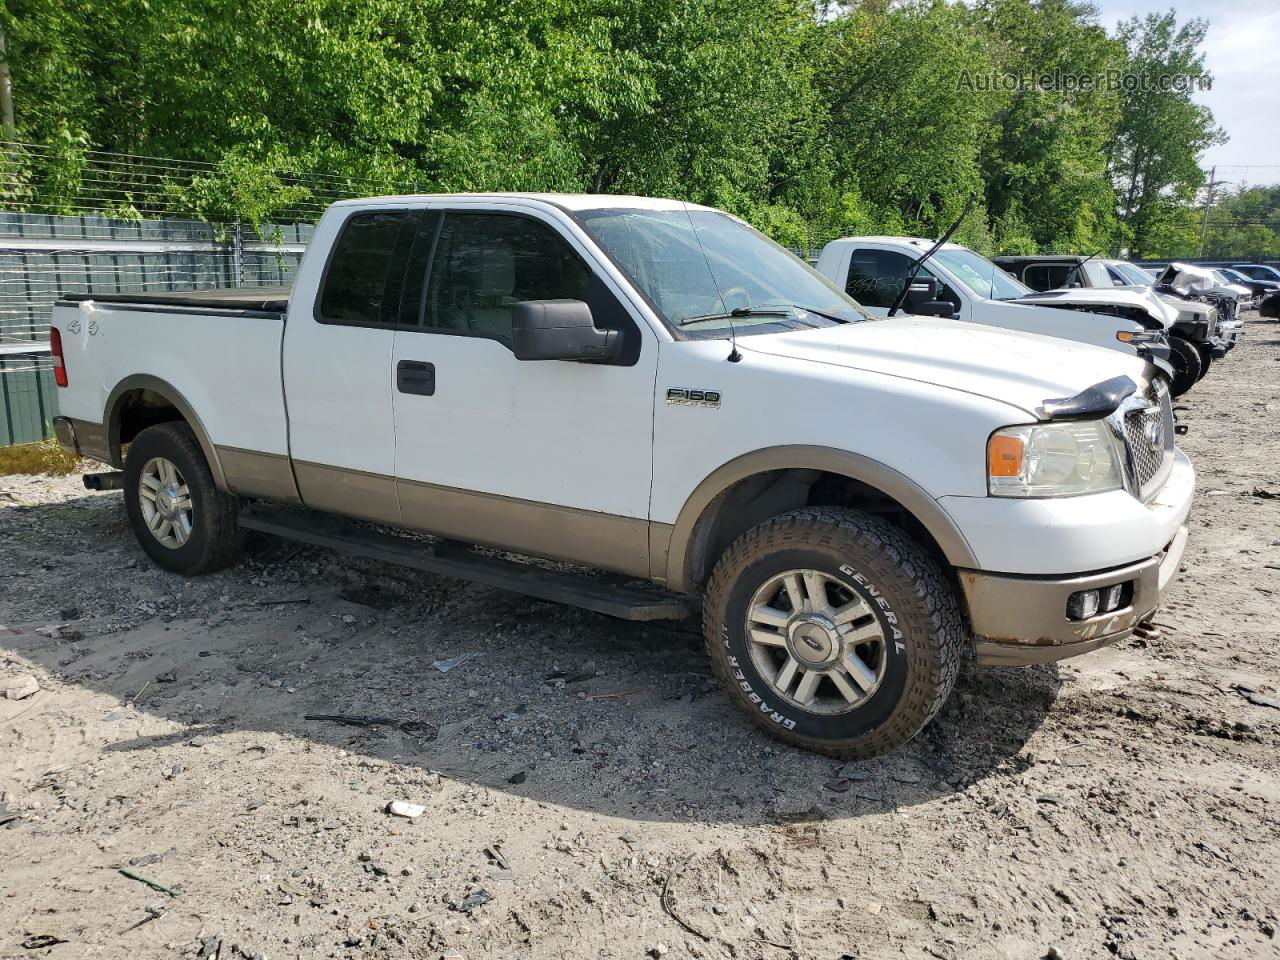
[
  {"left": 887, "top": 194, "right": 976, "bottom": 318},
  {"left": 727, "top": 316, "right": 742, "bottom": 362},
  {"left": 1062, "top": 249, "right": 1102, "bottom": 289},
  {"left": 682, "top": 201, "right": 741, "bottom": 362}
]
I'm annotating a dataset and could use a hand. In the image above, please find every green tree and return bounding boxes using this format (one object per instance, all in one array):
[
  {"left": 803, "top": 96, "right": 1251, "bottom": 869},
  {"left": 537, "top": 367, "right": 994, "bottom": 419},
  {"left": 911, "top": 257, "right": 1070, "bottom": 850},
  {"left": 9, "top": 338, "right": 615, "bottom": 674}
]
[
  {"left": 1202, "top": 185, "right": 1280, "bottom": 259},
  {"left": 973, "top": 0, "right": 1125, "bottom": 254},
  {"left": 816, "top": 0, "right": 993, "bottom": 240},
  {"left": 1110, "top": 11, "right": 1224, "bottom": 257}
]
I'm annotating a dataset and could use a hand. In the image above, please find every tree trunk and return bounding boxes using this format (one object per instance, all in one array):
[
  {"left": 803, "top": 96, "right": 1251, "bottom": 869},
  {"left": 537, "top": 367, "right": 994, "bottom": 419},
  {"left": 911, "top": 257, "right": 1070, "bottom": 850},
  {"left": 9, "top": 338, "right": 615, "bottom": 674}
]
[{"left": 0, "top": 25, "right": 15, "bottom": 138}]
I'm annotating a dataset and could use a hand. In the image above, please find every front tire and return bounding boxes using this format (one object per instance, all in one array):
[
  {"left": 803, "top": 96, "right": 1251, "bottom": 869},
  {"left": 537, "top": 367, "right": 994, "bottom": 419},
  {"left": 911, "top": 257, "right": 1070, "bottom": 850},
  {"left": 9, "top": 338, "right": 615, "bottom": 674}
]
[
  {"left": 702, "top": 507, "right": 964, "bottom": 759},
  {"left": 123, "top": 422, "right": 244, "bottom": 575},
  {"left": 1193, "top": 342, "right": 1213, "bottom": 381},
  {"left": 1167, "top": 336, "right": 1202, "bottom": 397}
]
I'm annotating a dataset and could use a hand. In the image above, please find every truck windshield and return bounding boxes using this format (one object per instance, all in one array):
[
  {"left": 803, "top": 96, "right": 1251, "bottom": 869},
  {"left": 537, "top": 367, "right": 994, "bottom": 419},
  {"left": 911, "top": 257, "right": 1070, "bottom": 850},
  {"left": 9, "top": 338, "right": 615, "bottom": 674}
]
[
  {"left": 1108, "top": 261, "right": 1155, "bottom": 286},
  {"left": 932, "top": 247, "right": 1032, "bottom": 301},
  {"left": 576, "top": 206, "right": 869, "bottom": 336}
]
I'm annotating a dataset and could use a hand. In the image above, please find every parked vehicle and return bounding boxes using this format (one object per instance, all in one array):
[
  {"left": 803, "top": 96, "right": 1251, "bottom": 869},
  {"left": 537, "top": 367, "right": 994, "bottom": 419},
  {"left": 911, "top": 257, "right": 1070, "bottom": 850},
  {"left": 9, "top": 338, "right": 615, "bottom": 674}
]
[
  {"left": 1208, "top": 269, "right": 1255, "bottom": 308},
  {"left": 814, "top": 240, "right": 1182, "bottom": 393},
  {"left": 1230, "top": 265, "right": 1280, "bottom": 317},
  {"left": 995, "top": 254, "right": 1228, "bottom": 392},
  {"left": 1102, "top": 259, "right": 1227, "bottom": 381},
  {"left": 50, "top": 194, "right": 1194, "bottom": 759},
  {"left": 1216, "top": 267, "right": 1277, "bottom": 307},
  {"left": 1230, "top": 263, "right": 1280, "bottom": 284},
  {"left": 1153, "top": 263, "right": 1245, "bottom": 355}
]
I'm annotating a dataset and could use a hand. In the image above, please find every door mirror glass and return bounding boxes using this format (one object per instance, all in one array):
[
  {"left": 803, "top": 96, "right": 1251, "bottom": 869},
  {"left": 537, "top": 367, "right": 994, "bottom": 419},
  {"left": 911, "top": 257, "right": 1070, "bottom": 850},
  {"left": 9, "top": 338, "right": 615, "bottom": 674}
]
[{"left": 512, "top": 300, "right": 623, "bottom": 362}]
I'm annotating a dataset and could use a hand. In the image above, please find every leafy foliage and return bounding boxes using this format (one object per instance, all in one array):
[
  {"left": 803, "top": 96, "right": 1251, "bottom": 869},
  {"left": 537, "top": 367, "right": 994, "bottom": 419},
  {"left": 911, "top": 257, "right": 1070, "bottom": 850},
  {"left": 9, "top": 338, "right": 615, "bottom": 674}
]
[{"left": 0, "top": 0, "right": 1236, "bottom": 256}]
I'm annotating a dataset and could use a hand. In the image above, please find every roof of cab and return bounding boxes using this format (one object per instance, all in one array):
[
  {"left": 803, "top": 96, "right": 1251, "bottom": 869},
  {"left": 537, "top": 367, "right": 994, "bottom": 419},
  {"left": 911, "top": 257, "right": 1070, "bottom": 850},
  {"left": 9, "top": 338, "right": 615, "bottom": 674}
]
[{"left": 328, "top": 192, "right": 719, "bottom": 213}]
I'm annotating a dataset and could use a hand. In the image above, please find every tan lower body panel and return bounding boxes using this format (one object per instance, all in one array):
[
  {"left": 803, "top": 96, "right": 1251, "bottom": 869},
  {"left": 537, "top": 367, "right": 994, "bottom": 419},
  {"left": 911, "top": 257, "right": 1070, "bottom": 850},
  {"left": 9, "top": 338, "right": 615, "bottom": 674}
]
[
  {"left": 217, "top": 446, "right": 301, "bottom": 504},
  {"left": 291, "top": 461, "right": 650, "bottom": 578},
  {"left": 292, "top": 461, "right": 402, "bottom": 526},
  {"left": 397, "top": 477, "right": 650, "bottom": 579}
]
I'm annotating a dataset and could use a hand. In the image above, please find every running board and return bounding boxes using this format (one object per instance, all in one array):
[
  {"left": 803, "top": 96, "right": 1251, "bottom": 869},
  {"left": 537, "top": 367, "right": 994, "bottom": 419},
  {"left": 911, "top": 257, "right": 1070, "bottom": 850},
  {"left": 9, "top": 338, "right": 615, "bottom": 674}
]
[{"left": 237, "top": 505, "right": 693, "bottom": 622}]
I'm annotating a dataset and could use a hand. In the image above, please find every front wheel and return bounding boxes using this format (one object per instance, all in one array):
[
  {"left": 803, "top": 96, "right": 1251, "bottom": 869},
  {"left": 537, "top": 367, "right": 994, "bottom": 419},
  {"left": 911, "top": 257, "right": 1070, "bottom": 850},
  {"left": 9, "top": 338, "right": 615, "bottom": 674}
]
[
  {"left": 1166, "top": 336, "right": 1203, "bottom": 397},
  {"left": 123, "top": 422, "right": 244, "bottom": 575},
  {"left": 702, "top": 507, "right": 964, "bottom": 759},
  {"left": 1193, "top": 342, "right": 1213, "bottom": 381}
]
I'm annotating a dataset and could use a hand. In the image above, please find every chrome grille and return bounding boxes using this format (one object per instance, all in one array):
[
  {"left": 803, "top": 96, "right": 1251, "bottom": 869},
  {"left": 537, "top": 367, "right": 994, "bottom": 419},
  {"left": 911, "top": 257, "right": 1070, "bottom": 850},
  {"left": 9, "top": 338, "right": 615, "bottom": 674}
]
[{"left": 1120, "top": 379, "right": 1173, "bottom": 497}]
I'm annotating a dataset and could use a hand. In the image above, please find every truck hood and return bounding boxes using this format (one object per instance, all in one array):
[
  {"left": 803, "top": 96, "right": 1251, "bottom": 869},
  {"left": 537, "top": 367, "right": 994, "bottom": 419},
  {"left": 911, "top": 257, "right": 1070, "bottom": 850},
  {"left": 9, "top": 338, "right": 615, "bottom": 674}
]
[
  {"left": 1016, "top": 287, "right": 1178, "bottom": 327},
  {"left": 738, "top": 316, "right": 1145, "bottom": 416},
  {"left": 1157, "top": 262, "right": 1245, "bottom": 299}
]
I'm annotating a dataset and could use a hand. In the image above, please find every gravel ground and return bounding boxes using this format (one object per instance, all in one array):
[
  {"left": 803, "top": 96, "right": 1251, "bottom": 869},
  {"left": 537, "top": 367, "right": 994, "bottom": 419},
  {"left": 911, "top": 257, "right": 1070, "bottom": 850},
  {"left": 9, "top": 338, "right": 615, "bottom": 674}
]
[{"left": 2, "top": 329, "right": 1279, "bottom": 960}]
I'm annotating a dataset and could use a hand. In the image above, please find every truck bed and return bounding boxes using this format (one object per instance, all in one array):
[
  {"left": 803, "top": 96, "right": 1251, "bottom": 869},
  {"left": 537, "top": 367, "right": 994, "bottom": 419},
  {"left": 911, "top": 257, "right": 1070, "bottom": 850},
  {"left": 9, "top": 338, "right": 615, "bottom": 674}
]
[
  {"left": 52, "top": 289, "right": 292, "bottom": 464},
  {"left": 59, "top": 285, "right": 291, "bottom": 313}
]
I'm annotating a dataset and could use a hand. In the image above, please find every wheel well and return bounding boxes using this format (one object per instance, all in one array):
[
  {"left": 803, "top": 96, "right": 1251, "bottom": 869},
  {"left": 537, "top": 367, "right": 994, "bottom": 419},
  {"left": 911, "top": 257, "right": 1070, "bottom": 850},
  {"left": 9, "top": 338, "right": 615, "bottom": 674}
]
[
  {"left": 684, "top": 468, "right": 954, "bottom": 590},
  {"left": 111, "top": 388, "right": 188, "bottom": 460}
]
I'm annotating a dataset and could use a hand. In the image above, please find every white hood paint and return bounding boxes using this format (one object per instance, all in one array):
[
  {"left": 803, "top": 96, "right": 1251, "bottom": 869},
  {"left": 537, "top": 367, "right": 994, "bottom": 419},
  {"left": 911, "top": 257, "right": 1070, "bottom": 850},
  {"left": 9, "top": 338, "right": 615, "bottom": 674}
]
[
  {"left": 739, "top": 316, "right": 1145, "bottom": 416},
  {"left": 1018, "top": 287, "right": 1179, "bottom": 327}
]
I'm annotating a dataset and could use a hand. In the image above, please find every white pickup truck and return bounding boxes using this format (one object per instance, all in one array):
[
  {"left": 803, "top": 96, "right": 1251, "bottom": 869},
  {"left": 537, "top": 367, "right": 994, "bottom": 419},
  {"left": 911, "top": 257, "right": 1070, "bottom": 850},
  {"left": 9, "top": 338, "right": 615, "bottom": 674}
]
[
  {"left": 49, "top": 194, "right": 1194, "bottom": 759},
  {"left": 814, "top": 237, "right": 1183, "bottom": 388}
]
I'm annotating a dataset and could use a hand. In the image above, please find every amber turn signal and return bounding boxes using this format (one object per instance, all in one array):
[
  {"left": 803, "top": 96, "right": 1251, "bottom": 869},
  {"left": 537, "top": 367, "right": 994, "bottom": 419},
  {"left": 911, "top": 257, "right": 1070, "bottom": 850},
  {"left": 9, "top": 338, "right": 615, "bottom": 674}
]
[{"left": 987, "top": 433, "right": 1024, "bottom": 478}]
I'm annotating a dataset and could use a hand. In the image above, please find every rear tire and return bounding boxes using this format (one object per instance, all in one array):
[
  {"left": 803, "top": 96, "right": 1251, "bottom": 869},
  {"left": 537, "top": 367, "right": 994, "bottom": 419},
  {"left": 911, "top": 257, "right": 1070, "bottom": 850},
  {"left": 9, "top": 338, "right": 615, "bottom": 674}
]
[
  {"left": 702, "top": 507, "right": 964, "bottom": 759},
  {"left": 123, "top": 422, "right": 244, "bottom": 575},
  {"left": 1167, "top": 336, "right": 1202, "bottom": 397}
]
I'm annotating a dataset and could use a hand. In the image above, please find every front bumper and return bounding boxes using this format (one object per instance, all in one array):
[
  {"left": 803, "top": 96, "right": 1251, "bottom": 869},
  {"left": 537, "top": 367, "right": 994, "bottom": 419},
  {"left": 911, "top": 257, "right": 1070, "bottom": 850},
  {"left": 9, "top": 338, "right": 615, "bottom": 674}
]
[
  {"left": 963, "top": 524, "right": 1188, "bottom": 666},
  {"left": 1218, "top": 320, "right": 1243, "bottom": 348}
]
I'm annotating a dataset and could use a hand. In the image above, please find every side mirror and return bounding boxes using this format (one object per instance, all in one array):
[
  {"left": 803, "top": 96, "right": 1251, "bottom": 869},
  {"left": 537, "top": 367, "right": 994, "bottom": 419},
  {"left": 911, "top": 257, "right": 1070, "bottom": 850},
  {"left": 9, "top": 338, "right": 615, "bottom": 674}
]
[
  {"left": 914, "top": 299, "right": 957, "bottom": 318},
  {"left": 904, "top": 278, "right": 956, "bottom": 318},
  {"left": 512, "top": 300, "right": 623, "bottom": 363},
  {"left": 905, "top": 276, "right": 939, "bottom": 308}
]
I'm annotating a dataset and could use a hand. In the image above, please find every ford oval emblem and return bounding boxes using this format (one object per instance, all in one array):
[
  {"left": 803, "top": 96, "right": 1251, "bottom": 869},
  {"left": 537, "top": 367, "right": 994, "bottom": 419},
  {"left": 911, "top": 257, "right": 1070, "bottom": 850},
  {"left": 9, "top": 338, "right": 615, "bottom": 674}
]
[{"left": 1145, "top": 418, "right": 1164, "bottom": 453}]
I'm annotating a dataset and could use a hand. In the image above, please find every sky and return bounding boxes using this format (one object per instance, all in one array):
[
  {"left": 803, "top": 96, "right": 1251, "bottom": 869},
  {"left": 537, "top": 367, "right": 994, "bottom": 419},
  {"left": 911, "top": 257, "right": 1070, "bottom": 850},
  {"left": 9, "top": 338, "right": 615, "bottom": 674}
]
[{"left": 1095, "top": 0, "right": 1280, "bottom": 187}]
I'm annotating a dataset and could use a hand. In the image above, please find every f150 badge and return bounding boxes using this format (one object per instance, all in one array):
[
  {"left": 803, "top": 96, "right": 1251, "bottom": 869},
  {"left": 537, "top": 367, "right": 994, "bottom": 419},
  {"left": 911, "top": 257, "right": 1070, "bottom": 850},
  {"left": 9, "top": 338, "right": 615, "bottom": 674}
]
[{"left": 667, "top": 387, "right": 721, "bottom": 408}]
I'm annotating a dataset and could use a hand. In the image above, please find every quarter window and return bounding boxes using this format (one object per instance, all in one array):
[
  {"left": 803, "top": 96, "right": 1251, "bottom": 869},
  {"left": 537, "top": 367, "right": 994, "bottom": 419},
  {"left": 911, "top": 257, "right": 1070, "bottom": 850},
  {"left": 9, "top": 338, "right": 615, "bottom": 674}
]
[{"left": 317, "top": 210, "right": 419, "bottom": 326}]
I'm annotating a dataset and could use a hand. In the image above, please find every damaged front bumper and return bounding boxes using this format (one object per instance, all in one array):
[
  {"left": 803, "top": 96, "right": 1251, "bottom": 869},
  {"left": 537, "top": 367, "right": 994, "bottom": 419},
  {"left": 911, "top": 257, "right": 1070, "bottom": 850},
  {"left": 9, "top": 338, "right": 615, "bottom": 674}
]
[{"left": 962, "top": 525, "right": 1189, "bottom": 667}]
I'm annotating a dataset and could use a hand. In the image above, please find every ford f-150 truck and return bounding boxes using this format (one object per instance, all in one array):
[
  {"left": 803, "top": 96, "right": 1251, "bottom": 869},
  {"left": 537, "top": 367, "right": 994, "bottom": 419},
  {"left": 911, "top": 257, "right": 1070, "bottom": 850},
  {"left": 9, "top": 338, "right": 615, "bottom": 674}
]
[{"left": 49, "top": 194, "right": 1194, "bottom": 759}]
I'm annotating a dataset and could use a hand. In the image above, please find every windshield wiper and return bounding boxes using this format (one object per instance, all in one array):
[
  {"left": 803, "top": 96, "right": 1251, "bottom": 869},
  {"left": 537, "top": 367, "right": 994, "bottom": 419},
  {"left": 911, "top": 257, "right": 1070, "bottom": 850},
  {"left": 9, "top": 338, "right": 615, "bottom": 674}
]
[
  {"left": 677, "top": 306, "right": 795, "bottom": 327},
  {"left": 679, "top": 303, "right": 855, "bottom": 327},
  {"left": 787, "top": 304, "right": 853, "bottom": 324}
]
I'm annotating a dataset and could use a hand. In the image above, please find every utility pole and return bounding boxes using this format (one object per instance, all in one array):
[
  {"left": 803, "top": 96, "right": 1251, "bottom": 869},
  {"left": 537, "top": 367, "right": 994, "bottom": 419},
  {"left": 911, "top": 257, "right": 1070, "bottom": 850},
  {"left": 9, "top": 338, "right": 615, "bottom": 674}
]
[{"left": 1198, "top": 166, "right": 1218, "bottom": 258}]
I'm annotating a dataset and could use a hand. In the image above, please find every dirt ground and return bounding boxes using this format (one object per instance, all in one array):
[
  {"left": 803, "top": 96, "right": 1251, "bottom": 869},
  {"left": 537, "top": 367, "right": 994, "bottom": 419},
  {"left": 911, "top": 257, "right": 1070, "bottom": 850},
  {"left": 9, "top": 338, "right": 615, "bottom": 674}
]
[{"left": 3, "top": 329, "right": 1279, "bottom": 960}]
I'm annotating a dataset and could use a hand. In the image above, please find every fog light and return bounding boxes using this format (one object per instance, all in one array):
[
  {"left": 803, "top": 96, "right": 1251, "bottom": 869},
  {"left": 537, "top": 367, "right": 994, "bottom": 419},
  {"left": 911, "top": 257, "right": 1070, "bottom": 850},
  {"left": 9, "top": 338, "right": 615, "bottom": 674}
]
[
  {"left": 1067, "top": 589, "right": 1100, "bottom": 621},
  {"left": 1101, "top": 583, "right": 1126, "bottom": 612}
]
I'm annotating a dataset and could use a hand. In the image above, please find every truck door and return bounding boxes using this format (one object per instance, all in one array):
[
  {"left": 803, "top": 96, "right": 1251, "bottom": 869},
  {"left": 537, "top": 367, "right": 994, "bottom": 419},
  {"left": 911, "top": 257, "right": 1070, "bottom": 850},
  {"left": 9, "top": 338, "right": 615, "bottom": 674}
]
[
  {"left": 390, "top": 205, "right": 658, "bottom": 578},
  {"left": 284, "top": 207, "right": 421, "bottom": 525}
]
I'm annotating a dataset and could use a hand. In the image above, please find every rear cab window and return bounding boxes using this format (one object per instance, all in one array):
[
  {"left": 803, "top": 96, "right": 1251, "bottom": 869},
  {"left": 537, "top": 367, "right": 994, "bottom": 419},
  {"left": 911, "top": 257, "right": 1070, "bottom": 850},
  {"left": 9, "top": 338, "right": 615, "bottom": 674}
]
[{"left": 316, "top": 210, "right": 423, "bottom": 327}]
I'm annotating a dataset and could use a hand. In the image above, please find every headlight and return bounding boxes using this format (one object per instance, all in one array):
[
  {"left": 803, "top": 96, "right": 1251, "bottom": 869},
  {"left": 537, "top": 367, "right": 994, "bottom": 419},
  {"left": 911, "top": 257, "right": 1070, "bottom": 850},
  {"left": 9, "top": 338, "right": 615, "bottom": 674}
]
[{"left": 987, "top": 421, "right": 1124, "bottom": 497}]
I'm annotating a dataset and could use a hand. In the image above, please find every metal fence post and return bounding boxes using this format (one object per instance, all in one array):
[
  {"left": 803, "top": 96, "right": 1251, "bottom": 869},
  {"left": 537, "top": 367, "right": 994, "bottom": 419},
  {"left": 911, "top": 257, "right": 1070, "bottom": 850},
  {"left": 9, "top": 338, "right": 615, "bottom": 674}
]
[{"left": 232, "top": 219, "right": 245, "bottom": 287}]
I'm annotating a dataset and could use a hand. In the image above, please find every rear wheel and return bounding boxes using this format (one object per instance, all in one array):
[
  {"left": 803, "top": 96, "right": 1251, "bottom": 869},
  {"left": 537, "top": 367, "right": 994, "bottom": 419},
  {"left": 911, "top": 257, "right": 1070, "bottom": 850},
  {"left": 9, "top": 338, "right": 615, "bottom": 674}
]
[
  {"left": 123, "top": 422, "right": 244, "bottom": 575},
  {"left": 1166, "top": 336, "right": 1202, "bottom": 397},
  {"left": 702, "top": 507, "right": 964, "bottom": 759}
]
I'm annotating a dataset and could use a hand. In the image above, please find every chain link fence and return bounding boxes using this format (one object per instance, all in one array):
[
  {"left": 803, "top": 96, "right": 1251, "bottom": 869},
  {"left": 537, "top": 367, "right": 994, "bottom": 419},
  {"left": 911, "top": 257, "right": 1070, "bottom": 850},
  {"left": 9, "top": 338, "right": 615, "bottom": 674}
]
[{"left": 0, "top": 142, "right": 411, "bottom": 444}]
